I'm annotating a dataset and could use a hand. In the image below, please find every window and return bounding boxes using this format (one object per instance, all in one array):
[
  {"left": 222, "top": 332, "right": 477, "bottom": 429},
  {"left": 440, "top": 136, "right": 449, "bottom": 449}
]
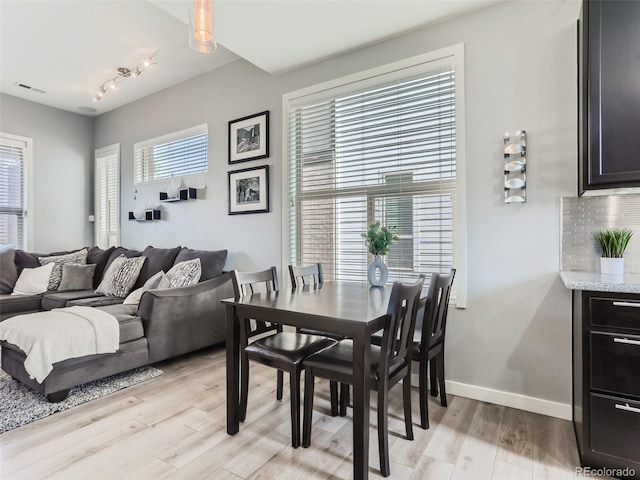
[
  {"left": 0, "top": 133, "right": 31, "bottom": 250},
  {"left": 133, "top": 124, "right": 208, "bottom": 184},
  {"left": 285, "top": 47, "right": 466, "bottom": 306},
  {"left": 95, "top": 144, "right": 120, "bottom": 249}
]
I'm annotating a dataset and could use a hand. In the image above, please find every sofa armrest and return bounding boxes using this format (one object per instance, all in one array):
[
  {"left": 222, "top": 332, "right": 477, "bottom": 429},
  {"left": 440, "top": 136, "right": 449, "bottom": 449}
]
[{"left": 137, "top": 272, "right": 234, "bottom": 363}]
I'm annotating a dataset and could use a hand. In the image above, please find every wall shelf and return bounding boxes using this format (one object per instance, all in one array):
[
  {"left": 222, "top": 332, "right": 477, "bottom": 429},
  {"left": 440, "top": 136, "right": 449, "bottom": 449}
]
[
  {"left": 128, "top": 209, "right": 161, "bottom": 221},
  {"left": 504, "top": 130, "right": 527, "bottom": 203},
  {"left": 160, "top": 188, "right": 197, "bottom": 202}
]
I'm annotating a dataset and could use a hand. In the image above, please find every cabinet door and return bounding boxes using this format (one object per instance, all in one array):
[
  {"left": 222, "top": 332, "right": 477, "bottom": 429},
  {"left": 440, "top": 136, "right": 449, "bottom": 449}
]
[
  {"left": 586, "top": 0, "right": 640, "bottom": 188},
  {"left": 591, "top": 331, "right": 640, "bottom": 398},
  {"left": 590, "top": 393, "right": 640, "bottom": 463}
]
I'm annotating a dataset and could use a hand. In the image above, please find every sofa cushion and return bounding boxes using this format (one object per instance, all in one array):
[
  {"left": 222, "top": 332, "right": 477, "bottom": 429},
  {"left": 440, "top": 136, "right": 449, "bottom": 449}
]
[
  {"left": 87, "top": 246, "right": 115, "bottom": 288},
  {"left": 96, "top": 255, "right": 146, "bottom": 298},
  {"left": 174, "top": 248, "right": 227, "bottom": 281},
  {"left": 39, "top": 249, "right": 88, "bottom": 291},
  {"left": 66, "top": 296, "right": 126, "bottom": 308},
  {"left": 0, "top": 248, "right": 18, "bottom": 294},
  {"left": 58, "top": 264, "right": 96, "bottom": 292},
  {"left": 15, "top": 249, "right": 81, "bottom": 276},
  {"left": 0, "top": 293, "right": 43, "bottom": 317},
  {"left": 134, "top": 246, "right": 181, "bottom": 288},
  {"left": 40, "top": 289, "right": 103, "bottom": 311},
  {"left": 95, "top": 304, "right": 144, "bottom": 343},
  {"left": 12, "top": 263, "right": 56, "bottom": 295},
  {"left": 166, "top": 258, "right": 202, "bottom": 288}
]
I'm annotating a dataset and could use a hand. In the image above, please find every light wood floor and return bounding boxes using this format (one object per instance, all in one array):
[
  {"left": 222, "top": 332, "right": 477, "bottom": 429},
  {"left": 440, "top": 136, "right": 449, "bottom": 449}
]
[{"left": 0, "top": 346, "right": 602, "bottom": 480}]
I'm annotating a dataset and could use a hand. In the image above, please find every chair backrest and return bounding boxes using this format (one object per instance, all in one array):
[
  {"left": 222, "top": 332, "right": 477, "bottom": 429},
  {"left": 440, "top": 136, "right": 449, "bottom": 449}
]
[
  {"left": 420, "top": 268, "right": 456, "bottom": 349},
  {"left": 288, "top": 263, "right": 324, "bottom": 288},
  {"left": 378, "top": 276, "right": 425, "bottom": 380},
  {"left": 230, "top": 267, "right": 280, "bottom": 341}
]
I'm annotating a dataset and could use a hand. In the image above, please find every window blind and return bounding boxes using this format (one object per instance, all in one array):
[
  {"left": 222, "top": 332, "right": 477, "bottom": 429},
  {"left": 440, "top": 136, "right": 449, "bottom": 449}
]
[
  {"left": 134, "top": 124, "right": 208, "bottom": 184},
  {"left": 95, "top": 145, "right": 120, "bottom": 249},
  {"left": 287, "top": 65, "right": 457, "bottom": 286},
  {"left": 0, "top": 135, "right": 28, "bottom": 249}
]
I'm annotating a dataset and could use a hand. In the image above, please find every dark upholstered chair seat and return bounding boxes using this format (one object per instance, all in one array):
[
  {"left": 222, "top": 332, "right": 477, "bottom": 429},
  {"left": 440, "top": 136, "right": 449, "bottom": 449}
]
[
  {"left": 304, "top": 339, "right": 406, "bottom": 382},
  {"left": 246, "top": 332, "right": 335, "bottom": 365}
]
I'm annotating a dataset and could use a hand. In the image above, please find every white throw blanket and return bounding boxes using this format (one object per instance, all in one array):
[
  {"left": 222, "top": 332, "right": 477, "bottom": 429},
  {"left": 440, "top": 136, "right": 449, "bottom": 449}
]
[{"left": 0, "top": 306, "right": 119, "bottom": 383}]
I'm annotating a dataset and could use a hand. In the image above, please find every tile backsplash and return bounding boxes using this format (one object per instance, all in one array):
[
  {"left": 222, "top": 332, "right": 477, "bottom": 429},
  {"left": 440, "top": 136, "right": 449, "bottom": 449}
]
[{"left": 561, "top": 194, "right": 640, "bottom": 273}]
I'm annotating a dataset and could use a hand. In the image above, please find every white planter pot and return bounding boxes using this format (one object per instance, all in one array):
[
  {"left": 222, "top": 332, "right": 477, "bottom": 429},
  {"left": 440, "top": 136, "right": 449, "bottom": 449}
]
[
  {"left": 367, "top": 256, "right": 388, "bottom": 287},
  {"left": 600, "top": 257, "right": 624, "bottom": 275}
]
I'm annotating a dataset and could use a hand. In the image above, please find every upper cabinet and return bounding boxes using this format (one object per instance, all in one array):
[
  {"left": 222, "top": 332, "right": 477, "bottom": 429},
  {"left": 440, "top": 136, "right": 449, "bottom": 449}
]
[{"left": 579, "top": 0, "right": 640, "bottom": 194}]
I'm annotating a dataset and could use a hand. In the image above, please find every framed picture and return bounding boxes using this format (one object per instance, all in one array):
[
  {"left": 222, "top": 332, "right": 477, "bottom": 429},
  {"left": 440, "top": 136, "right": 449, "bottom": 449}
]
[
  {"left": 228, "top": 111, "right": 269, "bottom": 164},
  {"left": 228, "top": 165, "right": 270, "bottom": 215}
]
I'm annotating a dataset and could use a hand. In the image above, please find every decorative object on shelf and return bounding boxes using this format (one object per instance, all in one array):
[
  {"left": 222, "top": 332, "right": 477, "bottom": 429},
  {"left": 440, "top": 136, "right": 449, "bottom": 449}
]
[
  {"left": 504, "top": 130, "right": 526, "bottom": 203},
  {"left": 92, "top": 52, "right": 157, "bottom": 103},
  {"left": 160, "top": 188, "right": 197, "bottom": 202},
  {"left": 189, "top": 0, "right": 216, "bottom": 53},
  {"left": 228, "top": 111, "right": 269, "bottom": 164},
  {"left": 166, "top": 176, "right": 182, "bottom": 199},
  {"left": 228, "top": 165, "right": 269, "bottom": 214},
  {"left": 594, "top": 227, "right": 634, "bottom": 275},
  {"left": 362, "top": 222, "right": 399, "bottom": 287},
  {"left": 128, "top": 209, "right": 161, "bottom": 221}
]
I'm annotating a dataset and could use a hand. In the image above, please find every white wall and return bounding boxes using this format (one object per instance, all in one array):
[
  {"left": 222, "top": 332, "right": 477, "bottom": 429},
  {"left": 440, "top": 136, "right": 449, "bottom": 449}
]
[
  {"left": 94, "top": 0, "right": 580, "bottom": 416},
  {"left": 0, "top": 93, "right": 94, "bottom": 252}
]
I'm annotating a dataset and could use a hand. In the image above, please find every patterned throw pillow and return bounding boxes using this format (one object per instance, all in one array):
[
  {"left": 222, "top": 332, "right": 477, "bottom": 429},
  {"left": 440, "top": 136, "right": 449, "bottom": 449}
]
[
  {"left": 166, "top": 258, "right": 202, "bottom": 288},
  {"left": 95, "top": 255, "right": 146, "bottom": 297},
  {"left": 38, "top": 248, "right": 88, "bottom": 291}
]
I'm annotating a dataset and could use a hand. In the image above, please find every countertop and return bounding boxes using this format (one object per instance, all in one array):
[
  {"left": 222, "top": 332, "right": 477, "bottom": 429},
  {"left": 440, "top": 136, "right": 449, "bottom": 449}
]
[{"left": 560, "top": 271, "right": 640, "bottom": 294}]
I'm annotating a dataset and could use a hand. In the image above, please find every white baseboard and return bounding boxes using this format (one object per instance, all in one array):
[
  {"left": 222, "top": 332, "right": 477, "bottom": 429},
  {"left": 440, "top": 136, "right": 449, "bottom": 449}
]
[{"left": 411, "top": 374, "right": 572, "bottom": 421}]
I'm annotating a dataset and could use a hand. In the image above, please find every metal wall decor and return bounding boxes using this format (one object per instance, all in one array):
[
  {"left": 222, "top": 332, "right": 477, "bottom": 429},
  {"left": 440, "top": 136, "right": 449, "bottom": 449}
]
[{"left": 504, "top": 130, "right": 527, "bottom": 203}]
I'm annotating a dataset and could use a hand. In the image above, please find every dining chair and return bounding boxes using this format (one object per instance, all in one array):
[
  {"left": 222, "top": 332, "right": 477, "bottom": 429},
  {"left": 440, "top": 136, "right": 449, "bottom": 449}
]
[
  {"left": 414, "top": 268, "right": 456, "bottom": 429},
  {"left": 301, "top": 277, "right": 424, "bottom": 477},
  {"left": 230, "top": 267, "right": 337, "bottom": 448}
]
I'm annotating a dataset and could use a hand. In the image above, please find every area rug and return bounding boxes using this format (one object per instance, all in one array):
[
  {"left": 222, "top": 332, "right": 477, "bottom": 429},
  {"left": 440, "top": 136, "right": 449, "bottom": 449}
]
[{"left": 0, "top": 364, "right": 163, "bottom": 434}]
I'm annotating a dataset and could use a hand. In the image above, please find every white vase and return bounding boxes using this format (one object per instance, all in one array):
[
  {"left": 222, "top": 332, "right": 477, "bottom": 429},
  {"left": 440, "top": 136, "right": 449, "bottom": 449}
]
[
  {"left": 601, "top": 257, "right": 624, "bottom": 275},
  {"left": 133, "top": 204, "right": 146, "bottom": 220},
  {"left": 367, "top": 256, "right": 388, "bottom": 287},
  {"left": 167, "top": 177, "right": 182, "bottom": 199}
]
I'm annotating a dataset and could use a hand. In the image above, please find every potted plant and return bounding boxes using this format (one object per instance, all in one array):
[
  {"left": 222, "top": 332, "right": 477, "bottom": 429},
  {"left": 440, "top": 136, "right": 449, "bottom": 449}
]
[
  {"left": 362, "top": 222, "right": 399, "bottom": 286},
  {"left": 593, "top": 227, "right": 633, "bottom": 275}
]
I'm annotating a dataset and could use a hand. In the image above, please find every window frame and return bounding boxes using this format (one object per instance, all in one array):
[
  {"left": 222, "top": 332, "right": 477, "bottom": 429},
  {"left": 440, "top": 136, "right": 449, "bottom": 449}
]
[
  {"left": 133, "top": 124, "right": 209, "bottom": 186},
  {"left": 0, "top": 132, "right": 33, "bottom": 251},
  {"left": 282, "top": 44, "right": 467, "bottom": 307}
]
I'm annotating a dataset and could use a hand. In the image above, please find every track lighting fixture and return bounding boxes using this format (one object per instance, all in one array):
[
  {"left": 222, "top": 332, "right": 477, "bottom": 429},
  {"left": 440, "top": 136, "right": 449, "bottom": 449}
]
[{"left": 92, "top": 53, "right": 157, "bottom": 103}]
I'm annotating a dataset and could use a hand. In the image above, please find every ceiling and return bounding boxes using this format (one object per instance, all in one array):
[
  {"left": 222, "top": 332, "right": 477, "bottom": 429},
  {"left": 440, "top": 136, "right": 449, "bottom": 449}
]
[{"left": 0, "top": 0, "right": 500, "bottom": 117}]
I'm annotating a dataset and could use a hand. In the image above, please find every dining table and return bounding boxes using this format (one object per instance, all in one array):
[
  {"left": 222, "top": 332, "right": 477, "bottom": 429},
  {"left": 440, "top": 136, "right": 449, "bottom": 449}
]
[{"left": 223, "top": 281, "right": 423, "bottom": 480}]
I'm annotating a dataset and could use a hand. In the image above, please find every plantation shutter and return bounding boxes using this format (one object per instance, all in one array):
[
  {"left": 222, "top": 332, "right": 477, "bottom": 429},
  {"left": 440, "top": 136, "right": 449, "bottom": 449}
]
[
  {"left": 287, "top": 64, "right": 457, "bottom": 286},
  {"left": 0, "top": 134, "right": 28, "bottom": 249},
  {"left": 134, "top": 124, "right": 208, "bottom": 184},
  {"left": 95, "top": 144, "right": 120, "bottom": 249}
]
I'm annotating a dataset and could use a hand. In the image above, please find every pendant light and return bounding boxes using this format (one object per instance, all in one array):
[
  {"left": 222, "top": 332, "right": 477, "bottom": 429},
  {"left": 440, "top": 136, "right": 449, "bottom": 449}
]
[{"left": 190, "top": 0, "right": 216, "bottom": 53}]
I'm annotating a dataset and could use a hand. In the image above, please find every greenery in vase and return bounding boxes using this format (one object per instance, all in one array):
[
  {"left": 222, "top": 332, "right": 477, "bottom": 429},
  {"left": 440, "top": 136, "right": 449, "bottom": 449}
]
[
  {"left": 593, "top": 228, "right": 634, "bottom": 258},
  {"left": 362, "top": 222, "right": 399, "bottom": 256}
]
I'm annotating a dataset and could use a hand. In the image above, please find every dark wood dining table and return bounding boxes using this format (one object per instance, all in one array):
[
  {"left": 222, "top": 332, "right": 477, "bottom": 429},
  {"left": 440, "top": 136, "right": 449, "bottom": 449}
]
[{"left": 223, "top": 281, "right": 403, "bottom": 480}]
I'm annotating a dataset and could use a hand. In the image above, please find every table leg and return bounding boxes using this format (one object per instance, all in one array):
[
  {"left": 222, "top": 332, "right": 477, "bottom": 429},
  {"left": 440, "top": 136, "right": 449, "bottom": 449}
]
[
  {"left": 226, "top": 304, "right": 240, "bottom": 435},
  {"left": 352, "top": 330, "right": 371, "bottom": 480}
]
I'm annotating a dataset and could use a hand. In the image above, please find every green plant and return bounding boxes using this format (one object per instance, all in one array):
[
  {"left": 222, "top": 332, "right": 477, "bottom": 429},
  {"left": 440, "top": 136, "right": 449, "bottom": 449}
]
[
  {"left": 362, "top": 222, "right": 399, "bottom": 256},
  {"left": 593, "top": 228, "right": 634, "bottom": 258}
]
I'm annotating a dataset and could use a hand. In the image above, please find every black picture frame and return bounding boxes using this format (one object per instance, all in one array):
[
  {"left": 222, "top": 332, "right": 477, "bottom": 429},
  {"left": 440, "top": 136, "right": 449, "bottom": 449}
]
[
  {"left": 228, "top": 111, "right": 269, "bottom": 164},
  {"left": 228, "top": 165, "right": 270, "bottom": 215}
]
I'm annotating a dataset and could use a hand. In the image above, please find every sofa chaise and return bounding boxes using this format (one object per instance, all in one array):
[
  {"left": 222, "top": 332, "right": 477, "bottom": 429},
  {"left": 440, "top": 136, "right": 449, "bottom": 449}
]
[{"left": 0, "top": 245, "right": 234, "bottom": 401}]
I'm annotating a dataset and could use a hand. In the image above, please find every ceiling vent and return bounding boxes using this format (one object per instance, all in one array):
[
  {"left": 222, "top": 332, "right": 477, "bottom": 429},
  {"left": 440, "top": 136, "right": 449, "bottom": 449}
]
[{"left": 15, "top": 82, "right": 46, "bottom": 94}]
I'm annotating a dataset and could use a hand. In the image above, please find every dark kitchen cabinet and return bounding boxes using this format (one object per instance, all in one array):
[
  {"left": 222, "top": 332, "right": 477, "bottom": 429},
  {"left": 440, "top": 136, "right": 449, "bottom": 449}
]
[
  {"left": 573, "top": 290, "right": 640, "bottom": 477},
  {"left": 579, "top": 0, "right": 640, "bottom": 194}
]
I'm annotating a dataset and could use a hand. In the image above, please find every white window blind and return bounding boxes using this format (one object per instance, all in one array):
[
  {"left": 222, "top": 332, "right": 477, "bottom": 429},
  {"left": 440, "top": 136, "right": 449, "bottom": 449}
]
[
  {"left": 286, "top": 55, "right": 463, "bottom": 298},
  {"left": 0, "top": 134, "right": 29, "bottom": 250},
  {"left": 95, "top": 144, "right": 120, "bottom": 249},
  {"left": 134, "top": 124, "right": 208, "bottom": 184}
]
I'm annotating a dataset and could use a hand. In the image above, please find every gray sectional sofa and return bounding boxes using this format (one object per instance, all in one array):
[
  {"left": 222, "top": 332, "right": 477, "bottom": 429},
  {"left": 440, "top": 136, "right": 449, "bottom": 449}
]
[{"left": 0, "top": 245, "right": 234, "bottom": 401}]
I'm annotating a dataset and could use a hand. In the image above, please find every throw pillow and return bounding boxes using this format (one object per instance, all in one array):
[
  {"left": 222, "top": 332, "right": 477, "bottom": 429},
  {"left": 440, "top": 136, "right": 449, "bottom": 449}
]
[
  {"left": 87, "top": 246, "right": 116, "bottom": 289},
  {"left": 166, "top": 258, "right": 202, "bottom": 288},
  {"left": 123, "top": 270, "right": 171, "bottom": 305},
  {"left": 174, "top": 248, "right": 227, "bottom": 281},
  {"left": 134, "top": 246, "right": 182, "bottom": 289},
  {"left": 38, "top": 248, "right": 88, "bottom": 291},
  {"left": 57, "top": 264, "right": 97, "bottom": 292},
  {"left": 95, "top": 255, "right": 146, "bottom": 297},
  {"left": 0, "top": 247, "right": 18, "bottom": 294},
  {"left": 11, "top": 262, "right": 56, "bottom": 295}
]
